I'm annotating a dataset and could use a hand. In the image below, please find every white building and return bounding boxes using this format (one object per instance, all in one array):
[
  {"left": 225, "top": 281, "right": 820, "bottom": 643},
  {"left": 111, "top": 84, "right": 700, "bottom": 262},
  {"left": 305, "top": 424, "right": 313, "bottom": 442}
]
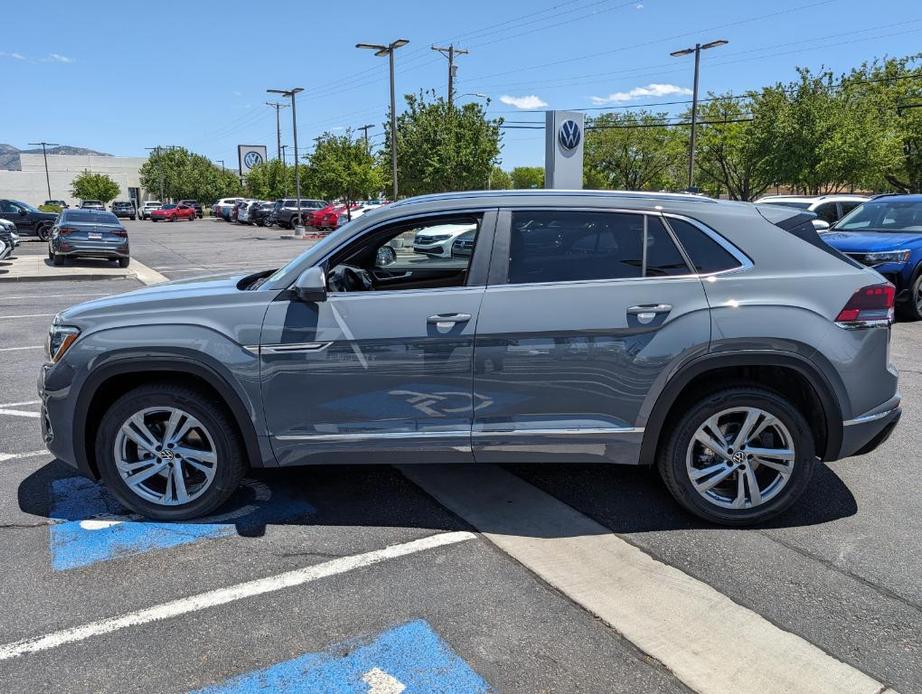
[{"left": 0, "top": 153, "right": 148, "bottom": 207}]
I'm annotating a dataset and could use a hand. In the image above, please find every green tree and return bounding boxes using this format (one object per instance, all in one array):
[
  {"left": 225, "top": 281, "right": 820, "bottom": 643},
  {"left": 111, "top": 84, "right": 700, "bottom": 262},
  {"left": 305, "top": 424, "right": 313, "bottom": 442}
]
[
  {"left": 584, "top": 111, "right": 685, "bottom": 191},
  {"left": 382, "top": 91, "right": 503, "bottom": 196},
  {"left": 489, "top": 167, "right": 512, "bottom": 190},
  {"left": 140, "top": 147, "right": 242, "bottom": 203},
  {"left": 692, "top": 95, "right": 773, "bottom": 200},
  {"left": 70, "top": 170, "right": 120, "bottom": 203},
  {"left": 245, "top": 158, "right": 290, "bottom": 199},
  {"left": 510, "top": 166, "right": 544, "bottom": 189},
  {"left": 307, "top": 132, "right": 383, "bottom": 216}
]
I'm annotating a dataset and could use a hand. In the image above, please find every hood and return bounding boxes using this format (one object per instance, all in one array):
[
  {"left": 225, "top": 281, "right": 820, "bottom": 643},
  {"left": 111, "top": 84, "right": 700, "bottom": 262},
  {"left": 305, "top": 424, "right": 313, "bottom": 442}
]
[
  {"left": 58, "top": 272, "right": 248, "bottom": 322},
  {"left": 822, "top": 230, "right": 922, "bottom": 252}
]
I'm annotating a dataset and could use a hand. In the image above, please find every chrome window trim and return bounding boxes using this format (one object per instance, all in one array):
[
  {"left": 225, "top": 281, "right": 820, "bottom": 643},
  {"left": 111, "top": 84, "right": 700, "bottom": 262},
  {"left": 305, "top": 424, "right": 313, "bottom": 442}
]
[{"left": 659, "top": 213, "right": 754, "bottom": 276}]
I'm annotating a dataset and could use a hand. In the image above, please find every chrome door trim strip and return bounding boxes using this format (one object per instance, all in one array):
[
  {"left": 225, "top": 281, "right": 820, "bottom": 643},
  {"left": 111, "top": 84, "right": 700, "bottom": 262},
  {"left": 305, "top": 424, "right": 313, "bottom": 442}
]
[
  {"left": 275, "top": 430, "right": 471, "bottom": 442},
  {"left": 472, "top": 426, "right": 644, "bottom": 436},
  {"left": 246, "top": 342, "right": 333, "bottom": 355}
]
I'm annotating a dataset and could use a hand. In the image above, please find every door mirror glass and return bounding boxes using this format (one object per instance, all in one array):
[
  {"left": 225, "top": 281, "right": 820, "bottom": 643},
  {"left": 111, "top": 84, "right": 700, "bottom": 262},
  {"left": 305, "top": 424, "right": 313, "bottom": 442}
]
[
  {"left": 812, "top": 219, "right": 830, "bottom": 232},
  {"left": 18, "top": 208, "right": 27, "bottom": 216},
  {"left": 293, "top": 266, "right": 327, "bottom": 302},
  {"left": 375, "top": 245, "right": 397, "bottom": 267}
]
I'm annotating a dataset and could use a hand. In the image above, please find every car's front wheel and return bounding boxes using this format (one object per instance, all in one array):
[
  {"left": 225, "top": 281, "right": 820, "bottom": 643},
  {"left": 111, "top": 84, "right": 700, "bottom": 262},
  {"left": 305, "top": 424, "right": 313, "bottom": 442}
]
[
  {"left": 658, "top": 387, "right": 815, "bottom": 526},
  {"left": 95, "top": 383, "right": 247, "bottom": 520},
  {"left": 36, "top": 223, "right": 51, "bottom": 241},
  {"left": 898, "top": 271, "right": 922, "bottom": 321}
]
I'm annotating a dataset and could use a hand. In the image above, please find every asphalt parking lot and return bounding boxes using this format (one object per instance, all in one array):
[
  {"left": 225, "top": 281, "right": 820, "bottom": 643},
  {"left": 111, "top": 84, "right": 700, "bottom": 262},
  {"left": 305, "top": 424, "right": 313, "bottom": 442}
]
[{"left": 0, "top": 219, "right": 920, "bottom": 693}]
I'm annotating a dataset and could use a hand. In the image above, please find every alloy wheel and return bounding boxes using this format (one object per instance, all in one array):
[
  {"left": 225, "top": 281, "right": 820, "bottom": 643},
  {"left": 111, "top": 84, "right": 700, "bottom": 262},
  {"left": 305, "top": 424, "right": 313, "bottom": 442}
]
[
  {"left": 113, "top": 406, "right": 218, "bottom": 506},
  {"left": 685, "top": 406, "right": 795, "bottom": 510}
]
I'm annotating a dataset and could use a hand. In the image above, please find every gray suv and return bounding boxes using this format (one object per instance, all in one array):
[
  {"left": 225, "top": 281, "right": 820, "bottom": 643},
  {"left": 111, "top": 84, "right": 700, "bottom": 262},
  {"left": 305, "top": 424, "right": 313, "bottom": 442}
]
[{"left": 39, "top": 191, "right": 901, "bottom": 525}]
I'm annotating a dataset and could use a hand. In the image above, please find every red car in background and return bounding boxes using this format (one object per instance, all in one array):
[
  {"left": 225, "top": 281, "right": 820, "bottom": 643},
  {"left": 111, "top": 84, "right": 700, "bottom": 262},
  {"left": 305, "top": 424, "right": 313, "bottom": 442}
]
[
  {"left": 307, "top": 204, "right": 336, "bottom": 227},
  {"left": 150, "top": 203, "right": 196, "bottom": 222}
]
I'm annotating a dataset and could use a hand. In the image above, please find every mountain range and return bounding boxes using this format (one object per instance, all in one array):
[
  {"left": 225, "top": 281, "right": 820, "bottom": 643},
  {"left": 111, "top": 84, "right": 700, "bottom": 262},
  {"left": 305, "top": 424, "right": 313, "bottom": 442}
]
[{"left": 0, "top": 144, "right": 112, "bottom": 171}]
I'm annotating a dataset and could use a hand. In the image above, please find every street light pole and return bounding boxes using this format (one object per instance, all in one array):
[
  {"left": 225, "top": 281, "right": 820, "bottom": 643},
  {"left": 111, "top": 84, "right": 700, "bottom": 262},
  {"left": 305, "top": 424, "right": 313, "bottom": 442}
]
[
  {"left": 670, "top": 39, "right": 728, "bottom": 191},
  {"left": 268, "top": 87, "right": 304, "bottom": 232},
  {"left": 28, "top": 141, "right": 59, "bottom": 201},
  {"left": 356, "top": 39, "right": 409, "bottom": 200}
]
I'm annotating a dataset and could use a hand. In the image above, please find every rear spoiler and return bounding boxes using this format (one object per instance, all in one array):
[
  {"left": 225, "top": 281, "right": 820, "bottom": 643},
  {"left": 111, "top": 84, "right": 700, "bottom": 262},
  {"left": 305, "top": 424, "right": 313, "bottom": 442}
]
[{"left": 755, "top": 204, "right": 862, "bottom": 269}]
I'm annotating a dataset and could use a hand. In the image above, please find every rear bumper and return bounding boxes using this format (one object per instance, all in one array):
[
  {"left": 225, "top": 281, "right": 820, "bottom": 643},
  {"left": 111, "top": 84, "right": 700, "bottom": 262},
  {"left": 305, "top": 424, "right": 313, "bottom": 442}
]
[{"left": 834, "top": 393, "right": 901, "bottom": 459}]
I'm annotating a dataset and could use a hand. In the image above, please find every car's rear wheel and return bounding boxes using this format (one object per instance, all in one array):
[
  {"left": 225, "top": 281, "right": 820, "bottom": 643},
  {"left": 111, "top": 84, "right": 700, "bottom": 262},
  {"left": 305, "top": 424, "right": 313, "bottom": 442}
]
[
  {"left": 51, "top": 253, "right": 64, "bottom": 266},
  {"left": 95, "top": 383, "right": 247, "bottom": 520},
  {"left": 117, "top": 257, "right": 130, "bottom": 268},
  {"left": 37, "top": 224, "right": 51, "bottom": 241},
  {"left": 658, "top": 386, "right": 815, "bottom": 526}
]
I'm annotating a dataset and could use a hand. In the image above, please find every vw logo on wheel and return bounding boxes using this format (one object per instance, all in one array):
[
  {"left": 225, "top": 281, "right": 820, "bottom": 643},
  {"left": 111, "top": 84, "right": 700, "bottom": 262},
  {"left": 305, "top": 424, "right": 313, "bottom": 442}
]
[
  {"left": 558, "top": 119, "right": 582, "bottom": 151},
  {"left": 243, "top": 151, "right": 264, "bottom": 168}
]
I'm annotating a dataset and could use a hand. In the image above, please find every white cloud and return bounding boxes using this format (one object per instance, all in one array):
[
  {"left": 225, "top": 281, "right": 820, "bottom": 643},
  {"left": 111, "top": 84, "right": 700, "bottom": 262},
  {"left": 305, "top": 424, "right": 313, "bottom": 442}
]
[
  {"left": 634, "top": 3, "right": 644, "bottom": 8},
  {"left": 591, "top": 83, "right": 691, "bottom": 105},
  {"left": 1, "top": 51, "right": 26, "bottom": 60},
  {"left": 232, "top": 90, "right": 242, "bottom": 96},
  {"left": 500, "top": 94, "right": 548, "bottom": 110},
  {"left": 45, "top": 53, "right": 74, "bottom": 63}
]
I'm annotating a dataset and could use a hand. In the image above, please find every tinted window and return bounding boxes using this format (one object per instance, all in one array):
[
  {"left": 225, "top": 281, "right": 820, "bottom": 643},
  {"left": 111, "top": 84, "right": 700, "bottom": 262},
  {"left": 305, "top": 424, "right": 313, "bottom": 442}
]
[
  {"left": 814, "top": 202, "right": 838, "bottom": 224},
  {"left": 839, "top": 201, "right": 861, "bottom": 216},
  {"left": 836, "top": 200, "right": 922, "bottom": 232},
  {"left": 646, "top": 217, "right": 691, "bottom": 276},
  {"left": 64, "top": 210, "right": 119, "bottom": 224},
  {"left": 666, "top": 218, "right": 741, "bottom": 274},
  {"left": 508, "top": 210, "right": 644, "bottom": 284}
]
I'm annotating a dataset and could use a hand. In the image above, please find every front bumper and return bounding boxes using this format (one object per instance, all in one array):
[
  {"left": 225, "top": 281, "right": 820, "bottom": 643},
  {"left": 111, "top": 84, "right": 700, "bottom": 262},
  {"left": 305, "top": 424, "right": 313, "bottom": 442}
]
[{"left": 38, "top": 362, "right": 91, "bottom": 477}]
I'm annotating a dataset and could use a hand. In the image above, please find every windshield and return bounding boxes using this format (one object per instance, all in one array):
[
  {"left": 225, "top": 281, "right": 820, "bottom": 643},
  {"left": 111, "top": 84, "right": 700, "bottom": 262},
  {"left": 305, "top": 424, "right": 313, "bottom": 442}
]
[
  {"left": 759, "top": 200, "right": 812, "bottom": 210},
  {"left": 834, "top": 199, "right": 922, "bottom": 232},
  {"left": 14, "top": 200, "right": 40, "bottom": 212},
  {"left": 161, "top": 204, "right": 177, "bottom": 210}
]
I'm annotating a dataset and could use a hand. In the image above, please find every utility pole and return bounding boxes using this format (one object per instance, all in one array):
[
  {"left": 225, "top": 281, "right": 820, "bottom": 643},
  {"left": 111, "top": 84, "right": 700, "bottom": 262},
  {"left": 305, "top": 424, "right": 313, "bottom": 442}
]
[
  {"left": 280, "top": 145, "right": 287, "bottom": 164},
  {"left": 28, "top": 141, "right": 59, "bottom": 201},
  {"left": 356, "top": 124, "right": 374, "bottom": 153},
  {"left": 215, "top": 159, "right": 225, "bottom": 172},
  {"left": 266, "top": 101, "right": 289, "bottom": 161},
  {"left": 431, "top": 44, "right": 469, "bottom": 107},
  {"left": 267, "top": 88, "right": 304, "bottom": 232},
  {"left": 357, "top": 39, "right": 409, "bottom": 200},
  {"left": 670, "top": 39, "right": 728, "bottom": 191}
]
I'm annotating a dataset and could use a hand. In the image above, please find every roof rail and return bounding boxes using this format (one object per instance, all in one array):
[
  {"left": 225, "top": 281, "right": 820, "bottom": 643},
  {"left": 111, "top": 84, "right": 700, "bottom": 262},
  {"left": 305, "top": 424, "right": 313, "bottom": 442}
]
[{"left": 390, "top": 189, "right": 719, "bottom": 207}]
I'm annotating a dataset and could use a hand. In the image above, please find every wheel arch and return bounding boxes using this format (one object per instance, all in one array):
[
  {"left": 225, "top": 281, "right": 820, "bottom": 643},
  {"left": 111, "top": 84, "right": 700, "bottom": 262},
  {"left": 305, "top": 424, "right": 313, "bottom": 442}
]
[
  {"left": 75, "top": 357, "right": 265, "bottom": 479},
  {"left": 639, "top": 351, "right": 844, "bottom": 467}
]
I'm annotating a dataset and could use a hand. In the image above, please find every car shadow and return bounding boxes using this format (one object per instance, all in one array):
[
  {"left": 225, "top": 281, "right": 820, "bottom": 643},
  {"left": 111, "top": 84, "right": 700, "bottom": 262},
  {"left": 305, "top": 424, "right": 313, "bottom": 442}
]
[
  {"left": 17, "top": 458, "right": 857, "bottom": 540},
  {"left": 43, "top": 257, "right": 119, "bottom": 268}
]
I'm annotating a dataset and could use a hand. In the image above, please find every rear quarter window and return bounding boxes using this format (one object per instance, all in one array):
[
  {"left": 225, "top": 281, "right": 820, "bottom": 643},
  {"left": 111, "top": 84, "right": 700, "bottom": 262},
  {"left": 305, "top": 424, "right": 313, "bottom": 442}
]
[{"left": 664, "top": 217, "right": 742, "bottom": 274}]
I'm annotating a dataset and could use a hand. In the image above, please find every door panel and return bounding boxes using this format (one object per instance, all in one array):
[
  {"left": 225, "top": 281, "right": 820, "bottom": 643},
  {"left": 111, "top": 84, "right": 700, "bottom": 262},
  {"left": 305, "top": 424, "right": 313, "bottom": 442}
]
[{"left": 260, "top": 287, "right": 484, "bottom": 466}]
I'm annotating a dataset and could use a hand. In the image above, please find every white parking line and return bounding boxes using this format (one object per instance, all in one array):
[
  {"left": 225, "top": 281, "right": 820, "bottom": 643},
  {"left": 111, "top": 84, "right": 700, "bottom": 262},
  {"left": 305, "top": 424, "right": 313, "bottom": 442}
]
[
  {"left": 0, "top": 400, "right": 40, "bottom": 408},
  {"left": 0, "top": 346, "right": 43, "bottom": 352},
  {"left": 401, "top": 465, "right": 891, "bottom": 694},
  {"left": 0, "top": 450, "right": 48, "bottom": 463},
  {"left": 0, "top": 530, "right": 475, "bottom": 661},
  {"left": 130, "top": 259, "right": 170, "bottom": 286},
  {"left": 0, "top": 292, "right": 110, "bottom": 301},
  {"left": 0, "top": 314, "right": 55, "bottom": 320},
  {"left": 0, "top": 409, "right": 40, "bottom": 418}
]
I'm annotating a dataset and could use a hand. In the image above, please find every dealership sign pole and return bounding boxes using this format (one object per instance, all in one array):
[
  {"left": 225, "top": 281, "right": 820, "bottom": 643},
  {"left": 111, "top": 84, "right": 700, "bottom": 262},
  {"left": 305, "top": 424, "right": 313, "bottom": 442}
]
[{"left": 544, "top": 111, "right": 584, "bottom": 189}]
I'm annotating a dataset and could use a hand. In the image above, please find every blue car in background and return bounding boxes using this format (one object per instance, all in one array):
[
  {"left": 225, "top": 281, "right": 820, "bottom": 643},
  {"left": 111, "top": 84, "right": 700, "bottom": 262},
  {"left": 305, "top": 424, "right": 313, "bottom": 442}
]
[{"left": 823, "top": 194, "right": 922, "bottom": 320}]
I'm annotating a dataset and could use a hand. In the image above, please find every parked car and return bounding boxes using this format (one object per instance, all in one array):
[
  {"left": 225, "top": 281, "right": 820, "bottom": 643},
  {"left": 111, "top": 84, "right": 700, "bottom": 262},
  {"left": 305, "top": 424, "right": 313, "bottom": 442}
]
[
  {"left": 271, "top": 198, "right": 327, "bottom": 228},
  {"left": 0, "top": 198, "right": 59, "bottom": 240},
  {"left": 213, "top": 198, "right": 243, "bottom": 220},
  {"left": 307, "top": 203, "right": 336, "bottom": 228},
  {"left": 47, "top": 208, "right": 129, "bottom": 267},
  {"left": 40, "top": 190, "right": 900, "bottom": 525},
  {"left": 755, "top": 194, "right": 868, "bottom": 230},
  {"left": 251, "top": 202, "right": 276, "bottom": 227},
  {"left": 0, "top": 221, "right": 17, "bottom": 260},
  {"left": 179, "top": 200, "right": 204, "bottom": 218},
  {"left": 413, "top": 222, "right": 477, "bottom": 257},
  {"left": 150, "top": 203, "right": 196, "bottom": 222},
  {"left": 111, "top": 201, "right": 137, "bottom": 220},
  {"left": 236, "top": 200, "right": 264, "bottom": 225},
  {"left": 822, "top": 194, "right": 922, "bottom": 320},
  {"left": 451, "top": 229, "right": 476, "bottom": 258},
  {"left": 80, "top": 200, "right": 106, "bottom": 211},
  {"left": 140, "top": 201, "right": 162, "bottom": 219},
  {"left": 44, "top": 199, "right": 69, "bottom": 209}
]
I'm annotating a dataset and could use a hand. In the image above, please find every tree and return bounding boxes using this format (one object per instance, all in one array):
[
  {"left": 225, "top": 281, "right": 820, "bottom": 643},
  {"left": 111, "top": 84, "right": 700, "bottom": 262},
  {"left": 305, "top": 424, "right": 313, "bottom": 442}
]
[
  {"left": 140, "top": 147, "right": 241, "bottom": 202},
  {"left": 307, "top": 131, "right": 383, "bottom": 216},
  {"left": 382, "top": 91, "right": 503, "bottom": 196},
  {"left": 692, "top": 95, "right": 773, "bottom": 200},
  {"left": 490, "top": 167, "right": 512, "bottom": 190},
  {"left": 510, "top": 166, "right": 543, "bottom": 189},
  {"left": 584, "top": 111, "right": 685, "bottom": 191},
  {"left": 245, "top": 158, "right": 290, "bottom": 200},
  {"left": 70, "top": 170, "right": 120, "bottom": 203}
]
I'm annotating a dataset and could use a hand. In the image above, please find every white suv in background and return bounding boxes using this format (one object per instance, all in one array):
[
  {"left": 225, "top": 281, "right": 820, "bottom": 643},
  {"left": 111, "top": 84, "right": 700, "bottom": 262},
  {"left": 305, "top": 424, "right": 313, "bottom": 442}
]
[
  {"left": 755, "top": 194, "right": 868, "bottom": 229},
  {"left": 140, "top": 201, "right": 162, "bottom": 220}
]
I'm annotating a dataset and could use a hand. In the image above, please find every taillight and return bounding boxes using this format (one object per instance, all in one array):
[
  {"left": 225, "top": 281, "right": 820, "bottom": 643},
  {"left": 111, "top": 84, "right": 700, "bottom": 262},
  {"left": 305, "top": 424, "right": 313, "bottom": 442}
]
[
  {"left": 58, "top": 226, "right": 77, "bottom": 236},
  {"left": 112, "top": 228, "right": 128, "bottom": 237},
  {"left": 835, "top": 283, "right": 894, "bottom": 327}
]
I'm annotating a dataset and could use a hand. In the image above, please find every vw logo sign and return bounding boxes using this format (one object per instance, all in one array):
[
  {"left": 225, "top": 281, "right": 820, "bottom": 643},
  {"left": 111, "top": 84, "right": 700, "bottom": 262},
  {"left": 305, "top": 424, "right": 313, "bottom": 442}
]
[
  {"left": 558, "top": 119, "right": 581, "bottom": 151},
  {"left": 243, "top": 151, "right": 264, "bottom": 168}
]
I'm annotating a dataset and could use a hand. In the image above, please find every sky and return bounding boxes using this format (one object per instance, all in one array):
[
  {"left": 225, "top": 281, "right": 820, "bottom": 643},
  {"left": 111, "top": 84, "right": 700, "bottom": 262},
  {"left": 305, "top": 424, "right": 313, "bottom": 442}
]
[{"left": 2, "top": 0, "right": 921, "bottom": 170}]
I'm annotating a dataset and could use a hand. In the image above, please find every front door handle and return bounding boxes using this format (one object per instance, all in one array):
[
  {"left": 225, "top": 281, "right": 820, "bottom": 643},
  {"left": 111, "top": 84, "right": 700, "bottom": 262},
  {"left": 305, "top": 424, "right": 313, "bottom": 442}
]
[
  {"left": 627, "top": 304, "right": 672, "bottom": 315},
  {"left": 427, "top": 313, "right": 472, "bottom": 325}
]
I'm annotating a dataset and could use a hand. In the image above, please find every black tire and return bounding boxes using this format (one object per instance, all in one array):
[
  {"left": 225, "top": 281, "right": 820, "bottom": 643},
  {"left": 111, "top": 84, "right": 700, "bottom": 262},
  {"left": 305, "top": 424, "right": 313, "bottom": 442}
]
[
  {"left": 117, "top": 257, "right": 130, "bottom": 268},
  {"left": 657, "top": 386, "right": 816, "bottom": 526},
  {"left": 95, "top": 382, "right": 247, "bottom": 520},
  {"left": 897, "top": 271, "right": 922, "bottom": 321},
  {"left": 152, "top": 218, "right": 158, "bottom": 223},
  {"left": 51, "top": 253, "right": 64, "bottom": 266},
  {"left": 37, "top": 224, "right": 51, "bottom": 242},
  {"left": 130, "top": 216, "right": 136, "bottom": 221}
]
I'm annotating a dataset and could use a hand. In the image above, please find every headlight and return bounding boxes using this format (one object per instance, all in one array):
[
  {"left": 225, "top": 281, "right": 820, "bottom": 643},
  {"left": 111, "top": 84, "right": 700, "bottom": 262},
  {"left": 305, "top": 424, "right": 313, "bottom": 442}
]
[
  {"left": 421, "top": 234, "right": 451, "bottom": 243},
  {"left": 865, "top": 249, "right": 911, "bottom": 264},
  {"left": 47, "top": 324, "right": 80, "bottom": 363}
]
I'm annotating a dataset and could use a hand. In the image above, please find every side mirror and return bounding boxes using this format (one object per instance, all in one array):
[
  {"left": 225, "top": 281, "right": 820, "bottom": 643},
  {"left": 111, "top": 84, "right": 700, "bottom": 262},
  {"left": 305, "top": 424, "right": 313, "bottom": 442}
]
[
  {"left": 376, "top": 245, "right": 397, "bottom": 267},
  {"left": 18, "top": 209, "right": 27, "bottom": 216},
  {"left": 812, "top": 219, "right": 830, "bottom": 232},
  {"left": 293, "top": 266, "right": 327, "bottom": 303}
]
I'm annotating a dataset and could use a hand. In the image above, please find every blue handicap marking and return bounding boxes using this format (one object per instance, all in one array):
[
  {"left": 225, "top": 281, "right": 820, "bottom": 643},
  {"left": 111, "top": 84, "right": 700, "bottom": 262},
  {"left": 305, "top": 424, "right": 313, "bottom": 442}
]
[
  {"left": 48, "top": 476, "right": 315, "bottom": 571},
  {"left": 191, "top": 619, "right": 490, "bottom": 693}
]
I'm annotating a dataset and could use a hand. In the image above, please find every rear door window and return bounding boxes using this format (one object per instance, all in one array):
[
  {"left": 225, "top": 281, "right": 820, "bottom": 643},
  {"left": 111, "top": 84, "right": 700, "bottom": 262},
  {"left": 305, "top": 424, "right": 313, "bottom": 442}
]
[
  {"left": 645, "top": 217, "right": 691, "bottom": 276},
  {"left": 665, "top": 217, "right": 742, "bottom": 274}
]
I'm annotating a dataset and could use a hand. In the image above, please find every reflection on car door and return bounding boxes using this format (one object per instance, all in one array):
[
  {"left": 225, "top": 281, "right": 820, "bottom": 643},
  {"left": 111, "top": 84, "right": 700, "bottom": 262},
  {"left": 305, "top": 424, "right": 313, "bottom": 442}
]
[
  {"left": 472, "top": 208, "right": 712, "bottom": 464},
  {"left": 259, "top": 212, "right": 496, "bottom": 466}
]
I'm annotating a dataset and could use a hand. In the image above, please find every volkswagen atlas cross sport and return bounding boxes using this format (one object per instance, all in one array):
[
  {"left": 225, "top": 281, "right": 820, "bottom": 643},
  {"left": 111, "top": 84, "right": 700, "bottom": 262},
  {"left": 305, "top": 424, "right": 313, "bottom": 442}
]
[{"left": 39, "top": 190, "right": 901, "bottom": 526}]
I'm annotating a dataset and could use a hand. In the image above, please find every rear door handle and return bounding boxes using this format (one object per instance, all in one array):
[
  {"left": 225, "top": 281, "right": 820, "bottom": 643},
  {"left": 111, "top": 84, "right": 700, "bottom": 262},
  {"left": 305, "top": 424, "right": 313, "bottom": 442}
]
[
  {"left": 627, "top": 304, "right": 672, "bottom": 315},
  {"left": 427, "top": 313, "right": 472, "bottom": 325}
]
